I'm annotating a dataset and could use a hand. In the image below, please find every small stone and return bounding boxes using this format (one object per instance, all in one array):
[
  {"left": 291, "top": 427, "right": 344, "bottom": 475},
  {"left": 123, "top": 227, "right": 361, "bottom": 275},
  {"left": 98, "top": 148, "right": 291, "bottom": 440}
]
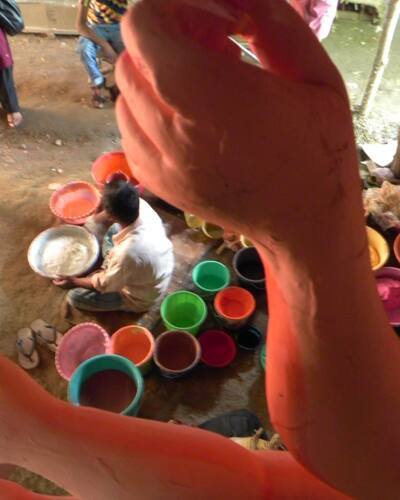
[
  {"left": 57, "top": 168, "right": 63, "bottom": 174},
  {"left": 48, "top": 183, "right": 62, "bottom": 190},
  {"left": 20, "top": 144, "right": 27, "bottom": 150},
  {"left": 55, "top": 139, "right": 63, "bottom": 147}
]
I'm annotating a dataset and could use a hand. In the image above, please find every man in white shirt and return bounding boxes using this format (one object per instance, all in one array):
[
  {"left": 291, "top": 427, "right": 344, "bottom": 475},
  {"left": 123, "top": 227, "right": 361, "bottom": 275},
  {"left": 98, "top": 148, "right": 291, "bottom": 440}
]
[{"left": 54, "top": 180, "right": 174, "bottom": 312}]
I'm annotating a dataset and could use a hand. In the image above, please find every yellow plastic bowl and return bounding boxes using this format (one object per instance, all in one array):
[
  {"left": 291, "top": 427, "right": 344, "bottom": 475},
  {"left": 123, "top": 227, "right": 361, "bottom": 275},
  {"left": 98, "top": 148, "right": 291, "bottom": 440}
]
[
  {"left": 184, "top": 212, "right": 203, "bottom": 229},
  {"left": 366, "top": 226, "right": 389, "bottom": 271},
  {"left": 201, "top": 221, "right": 224, "bottom": 240},
  {"left": 240, "top": 235, "right": 254, "bottom": 248}
]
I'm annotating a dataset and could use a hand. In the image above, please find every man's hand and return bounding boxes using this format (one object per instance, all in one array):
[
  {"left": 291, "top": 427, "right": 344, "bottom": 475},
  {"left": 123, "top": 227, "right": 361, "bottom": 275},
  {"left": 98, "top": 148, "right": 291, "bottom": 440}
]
[
  {"left": 53, "top": 276, "right": 94, "bottom": 289},
  {"left": 53, "top": 277, "right": 75, "bottom": 289}
]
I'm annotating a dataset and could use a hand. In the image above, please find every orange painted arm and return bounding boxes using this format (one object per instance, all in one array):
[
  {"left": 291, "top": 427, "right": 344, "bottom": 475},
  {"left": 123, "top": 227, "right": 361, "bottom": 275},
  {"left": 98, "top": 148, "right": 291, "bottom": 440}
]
[{"left": 0, "top": 355, "right": 348, "bottom": 499}]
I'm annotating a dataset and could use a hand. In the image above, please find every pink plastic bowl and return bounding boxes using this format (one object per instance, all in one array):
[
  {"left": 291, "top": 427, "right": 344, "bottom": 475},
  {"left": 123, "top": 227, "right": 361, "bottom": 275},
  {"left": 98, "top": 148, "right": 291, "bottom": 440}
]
[
  {"left": 91, "top": 151, "right": 144, "bottom": 194},
  {"left": 50, "top": 181, "right": 101, "bottom": 223},
  {"left": 199, "top": 329, "right": 237, "bottom": 368},
  {"left": 375, "top": 267, "right": 400, "bottom": 326},
  {"left": 55, "top": 323, "right": 110, "bottom": 380}
]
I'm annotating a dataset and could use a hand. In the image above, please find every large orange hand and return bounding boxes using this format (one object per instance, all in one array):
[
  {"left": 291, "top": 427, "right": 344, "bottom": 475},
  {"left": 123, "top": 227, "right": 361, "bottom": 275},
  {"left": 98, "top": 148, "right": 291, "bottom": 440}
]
[{"left": 116, "top": 0, "right": 363, "bottom": 264}]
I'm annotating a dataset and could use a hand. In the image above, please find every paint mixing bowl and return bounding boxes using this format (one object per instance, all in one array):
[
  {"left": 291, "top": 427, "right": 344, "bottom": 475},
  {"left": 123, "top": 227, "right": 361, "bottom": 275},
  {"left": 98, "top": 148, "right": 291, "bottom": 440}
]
[
  {"left": 375, "top": 267, "right": 400, "bottom": 326},
  {"left": 50, "top": 181, "right": 101, "bottom": 224},
  {"left": 91, "top": 151, "right": 144, "bottom": 193},
  {"left": 393, "top": 233, "right": 400, "bottom": 265},
  {"left": 56, "top": 323, "right": 110, "bottom": 381},
  {"left": 367, "top": 226, "right": 389, "bottom": 271},
  {"left": 214, "top": 286, "right": 256, "bottom": 329},
  {"left": 111, "top": 325, "right": 155, "bottom": 375},
  {"left": 184, "top": 212, "right": 203, "bottom": 229},
  {"left": 240, "top": 235, "right": 254, "bottom": 248},
  {"left": 69, "top": 354, "right": 144, "bottom": 416},
  {"left": 160, "top": 291, "right": 207, "bottom": 335},
  {"left": 236, "top": 326, "right": 262, "bottom": 351},
  {"left": 260, "top": 343, "right": 266, "bottom": 370},
  {"left": 154, "top": 330, "right": 201, "bottom": 378},
  {"left": 201, "top": 221, "right": 224, "bottom": 240},
  {"left": 192, "top": 260, "right": 230, "bottom": 296},
  {"left": 233, "top": 247, "right": 265, "bottom": 292},
  {"left": 199, "top": 330, "right": 237, "bottom": 368}
]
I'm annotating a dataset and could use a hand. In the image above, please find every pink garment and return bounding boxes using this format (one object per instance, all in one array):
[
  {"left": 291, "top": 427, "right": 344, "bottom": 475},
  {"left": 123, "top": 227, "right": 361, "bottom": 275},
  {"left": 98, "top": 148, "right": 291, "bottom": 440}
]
[
  {"left": 296, "top": 0, "right": 338, "bottom": 40},
  {"left": 0, "top": 28, "right": 13, "bottom": 70},
  {"left": 377, "top": 278, "right": 400, "bottom": 312}
]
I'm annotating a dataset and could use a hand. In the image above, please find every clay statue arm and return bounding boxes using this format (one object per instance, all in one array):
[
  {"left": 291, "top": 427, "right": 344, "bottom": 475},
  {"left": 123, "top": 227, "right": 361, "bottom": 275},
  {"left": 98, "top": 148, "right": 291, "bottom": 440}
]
[
  {"left": 0, "top": 355, "right": 348, "bottom": 499},
  {"left": 115, "top": 0, "right": 400, "bottom": 498}
]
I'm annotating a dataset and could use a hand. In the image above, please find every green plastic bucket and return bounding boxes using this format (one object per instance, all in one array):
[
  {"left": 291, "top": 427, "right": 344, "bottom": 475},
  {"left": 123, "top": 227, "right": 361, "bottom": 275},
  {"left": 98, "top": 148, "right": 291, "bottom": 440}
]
[
  {"left": 192, "top": 260, "right": 230, "bottom": 296},
  {"left": 260, "top": 344, "right": 266, "bottom": 370},
  {"left": 161, "top": 291, "right": 207, "bottom": 335},
  {"left": 68, "top": 354, "right": 144, "bottom": 416}
]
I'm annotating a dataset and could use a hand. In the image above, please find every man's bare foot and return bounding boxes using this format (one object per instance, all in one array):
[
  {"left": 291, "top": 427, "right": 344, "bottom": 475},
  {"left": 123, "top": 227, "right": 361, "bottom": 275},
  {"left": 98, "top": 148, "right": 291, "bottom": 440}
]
[{"left": 7, "top": 112, "right": 23, "bottom": 128}]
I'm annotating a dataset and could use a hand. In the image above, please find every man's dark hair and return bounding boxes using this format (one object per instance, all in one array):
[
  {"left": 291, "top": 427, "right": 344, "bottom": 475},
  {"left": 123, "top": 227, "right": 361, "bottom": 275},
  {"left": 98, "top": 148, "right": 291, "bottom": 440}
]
[{"left": 102, "top": 180, "right": 140, "bottom": 225}]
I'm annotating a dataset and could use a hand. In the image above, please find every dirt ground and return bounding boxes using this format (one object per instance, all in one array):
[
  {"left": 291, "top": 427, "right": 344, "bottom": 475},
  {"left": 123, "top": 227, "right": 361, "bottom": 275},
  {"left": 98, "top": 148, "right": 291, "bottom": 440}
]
[{"left": 0, "top": 14, "right": 399, "bottom": 494}]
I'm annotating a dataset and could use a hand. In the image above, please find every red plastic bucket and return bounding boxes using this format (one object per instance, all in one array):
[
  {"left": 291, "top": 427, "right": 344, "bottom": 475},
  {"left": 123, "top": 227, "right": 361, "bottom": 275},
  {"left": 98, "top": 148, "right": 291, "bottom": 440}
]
[
  {"left": 111, "top": 325, "right": 155, "bottom": 375},
  {"left": 91, "top": 151, "right": 144, "bottom": 194},
  {"left": 199, "top": 330, "right": 237, "bottom": 368},
  {"left": 214, "top": 286, "right": 256, "bottom": 329}
]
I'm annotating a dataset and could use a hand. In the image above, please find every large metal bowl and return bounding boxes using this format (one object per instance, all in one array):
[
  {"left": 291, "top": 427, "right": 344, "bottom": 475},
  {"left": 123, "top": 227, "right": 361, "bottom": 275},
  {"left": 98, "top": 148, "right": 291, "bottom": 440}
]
[{"left": 28, "top": 225, "right": 100, "bottom": 279}]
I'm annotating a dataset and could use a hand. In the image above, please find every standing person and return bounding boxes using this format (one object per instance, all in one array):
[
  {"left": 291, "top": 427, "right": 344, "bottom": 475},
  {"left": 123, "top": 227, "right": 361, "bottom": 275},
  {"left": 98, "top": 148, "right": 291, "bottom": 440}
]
[
  {"left": 0, "top": 27, "right": 22, "bottom": 128},
  {"left": 76, "top": 0, "right": 126, "bottom": 108}
]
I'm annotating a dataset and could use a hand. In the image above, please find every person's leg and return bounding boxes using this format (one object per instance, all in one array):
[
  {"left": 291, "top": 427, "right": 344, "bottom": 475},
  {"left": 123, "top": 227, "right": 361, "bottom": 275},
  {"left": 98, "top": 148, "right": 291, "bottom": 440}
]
[
  {"left": 100, "top": 24, "right": 124, "bottom": 102},
  {"left": 77, "top": 35, "right": 106, "bottom": 108},
  {"left": 77, "top": 36, "right": 104, "bottom": 87},
  {"left": 107, "top": 23, "right": 125, "bottom": 55},
  {"left": 0, "top": 66, "right": 23, "bottom": 127},
  {"left": 66, "top": 287, "right": 124, "bottom": 312}
]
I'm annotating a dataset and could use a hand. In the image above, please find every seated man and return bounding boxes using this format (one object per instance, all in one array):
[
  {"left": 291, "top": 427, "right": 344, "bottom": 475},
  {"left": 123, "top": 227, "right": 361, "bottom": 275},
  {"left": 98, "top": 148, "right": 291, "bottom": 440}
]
[
  {"left": 54, "top": 180, "right": 174, "bottom": 312},
  {"left": 76, "top": 0, "right": 127, "bottom": 108}
]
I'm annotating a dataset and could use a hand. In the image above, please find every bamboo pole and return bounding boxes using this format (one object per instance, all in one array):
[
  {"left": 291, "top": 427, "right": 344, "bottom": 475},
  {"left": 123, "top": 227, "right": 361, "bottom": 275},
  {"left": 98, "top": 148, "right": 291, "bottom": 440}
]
[{"left": 359, "top": 0, "right": 400, "bottom": 118}]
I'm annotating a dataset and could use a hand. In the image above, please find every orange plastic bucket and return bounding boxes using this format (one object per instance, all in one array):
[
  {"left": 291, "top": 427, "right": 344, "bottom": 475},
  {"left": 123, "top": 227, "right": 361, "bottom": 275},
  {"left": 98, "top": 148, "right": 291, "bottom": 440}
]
[
  {"left": 214, "top": 286, "right": 256, "bottom": 329},
  {"left": 50, "top": 181, "right": 101, "bottom": 224},
  {"left": 91, "top": 151, "right": 144, "bottom": 194},
  {"left": 110, "top": 325, "right": 155, "bottom": 375}
]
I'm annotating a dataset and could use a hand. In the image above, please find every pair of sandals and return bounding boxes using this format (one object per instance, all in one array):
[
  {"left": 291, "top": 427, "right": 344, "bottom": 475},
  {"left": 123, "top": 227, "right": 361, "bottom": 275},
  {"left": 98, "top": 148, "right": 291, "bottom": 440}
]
[{"left": 16, "top": 319, "right": 63, "bottom": 370}]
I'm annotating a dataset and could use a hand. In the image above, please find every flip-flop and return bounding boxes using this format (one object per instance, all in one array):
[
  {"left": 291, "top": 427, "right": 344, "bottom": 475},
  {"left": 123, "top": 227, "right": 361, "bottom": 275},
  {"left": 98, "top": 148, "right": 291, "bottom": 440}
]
[
  {"left": 16, "top": 328, "right": 40, "bottom": 370},
  {"left": 31, "top": 319, "right": 63, "bottom": 353}
]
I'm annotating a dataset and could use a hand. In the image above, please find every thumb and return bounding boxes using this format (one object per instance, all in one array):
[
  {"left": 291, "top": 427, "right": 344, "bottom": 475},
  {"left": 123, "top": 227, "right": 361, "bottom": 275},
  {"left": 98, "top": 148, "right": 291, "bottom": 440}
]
[{"left": 223, "top": 0, "right": 346, "bottom": 94}]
